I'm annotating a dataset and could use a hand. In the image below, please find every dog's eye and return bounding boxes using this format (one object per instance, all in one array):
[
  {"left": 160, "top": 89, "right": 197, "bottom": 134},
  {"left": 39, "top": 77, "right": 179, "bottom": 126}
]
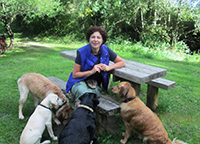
[{"left": 57, "top": 98, "right": 59, "bottom": 101}]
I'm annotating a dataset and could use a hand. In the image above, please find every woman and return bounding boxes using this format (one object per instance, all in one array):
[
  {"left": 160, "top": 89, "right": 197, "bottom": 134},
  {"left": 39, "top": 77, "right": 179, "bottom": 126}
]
[{"left": 66, "top": 26, "right": 125, "bottom": 108}]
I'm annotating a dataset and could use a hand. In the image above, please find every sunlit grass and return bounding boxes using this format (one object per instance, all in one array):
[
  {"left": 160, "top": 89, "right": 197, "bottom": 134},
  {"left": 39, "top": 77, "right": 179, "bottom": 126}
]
[{"left": 0, "top": 34, "right": 199, "bottom": 143}]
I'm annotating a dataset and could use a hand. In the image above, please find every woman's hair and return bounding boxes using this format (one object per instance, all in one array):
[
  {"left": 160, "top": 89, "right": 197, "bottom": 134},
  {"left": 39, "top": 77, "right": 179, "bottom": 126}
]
[{"left": 86, "top": 26, "right": 108, "bottom": 44}]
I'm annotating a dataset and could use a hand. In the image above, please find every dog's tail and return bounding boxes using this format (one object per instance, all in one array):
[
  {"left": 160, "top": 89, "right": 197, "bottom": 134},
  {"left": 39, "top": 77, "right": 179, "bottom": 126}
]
[
  {"left": 17, "top": 78, "right": 21, "bottom": 84},
  {"left": 172, "top": 138, "right": 188, "bottom": 144}
]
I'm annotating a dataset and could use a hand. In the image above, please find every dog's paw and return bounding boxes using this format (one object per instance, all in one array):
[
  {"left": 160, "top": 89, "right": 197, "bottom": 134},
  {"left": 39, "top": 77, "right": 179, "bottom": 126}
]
[
  {"left": 41, "top": 140, "right": 51, "bottom": 144},
  {"left": 52, "top": 136, "right": 58, "bottom": 141},
  {"left": 19, "top": 115, "right": 24, "bottom": 119},
  {"left": 120, "top": 139, "right": 127, "bottom": 144},
  {"left": 53, "top": 118, "right": 61, "bottom": 125},
  {"left": 55, "top": 120, "right": 61, "bottom": 125}
]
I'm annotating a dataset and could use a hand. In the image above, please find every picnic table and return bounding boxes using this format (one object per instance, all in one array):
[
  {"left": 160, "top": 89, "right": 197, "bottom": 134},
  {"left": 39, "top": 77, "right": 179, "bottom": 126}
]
[
  {"left": 59, "top": 50, "right": 175, "bottom": 107},
  {"left": 57, "top": 50, "right": 176, "bottom": 133}
]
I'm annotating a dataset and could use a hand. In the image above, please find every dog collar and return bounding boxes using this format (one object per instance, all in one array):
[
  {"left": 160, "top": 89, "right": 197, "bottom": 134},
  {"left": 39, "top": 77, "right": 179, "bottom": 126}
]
[
  {"left": 123, "top": 97, "right": 136, "bottom": 103},
  {"left": 78, "top": 104, "right": 94, "bottom": 112},
  {"left": 58, "top": 101, "right": 68, "bottom": 109},
  {"left": 39, "top": 104, "right": 51, "bottom": 111}
]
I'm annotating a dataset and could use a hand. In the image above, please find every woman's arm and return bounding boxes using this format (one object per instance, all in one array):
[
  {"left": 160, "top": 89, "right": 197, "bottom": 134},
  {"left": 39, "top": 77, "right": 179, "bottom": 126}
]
[
  {"left": 101, "top": 55, "right": 125, "bottom": 71},
  {"left": 72, "top": 63, "right": 103, "bottom": 79}
]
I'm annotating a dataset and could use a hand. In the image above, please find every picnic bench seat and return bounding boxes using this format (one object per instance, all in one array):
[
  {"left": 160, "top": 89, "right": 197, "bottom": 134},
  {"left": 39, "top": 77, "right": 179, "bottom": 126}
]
[{"left": 145, "top": 78, "right": 176, "bottom": 110}]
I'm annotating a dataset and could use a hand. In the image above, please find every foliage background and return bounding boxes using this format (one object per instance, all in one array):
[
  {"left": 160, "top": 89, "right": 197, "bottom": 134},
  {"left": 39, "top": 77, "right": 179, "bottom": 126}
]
[{"left": 1, "top": 0, "right": 200, "bottom": 52}]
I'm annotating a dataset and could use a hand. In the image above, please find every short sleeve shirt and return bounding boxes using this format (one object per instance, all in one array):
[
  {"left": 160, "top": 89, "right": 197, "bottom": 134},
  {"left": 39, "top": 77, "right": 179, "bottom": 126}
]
[
  {"left": 75, "top": 47, "right": 117, "bottom": 86},
  {"left": 75, "top": 47, "right": 117, "bottom": 64}
]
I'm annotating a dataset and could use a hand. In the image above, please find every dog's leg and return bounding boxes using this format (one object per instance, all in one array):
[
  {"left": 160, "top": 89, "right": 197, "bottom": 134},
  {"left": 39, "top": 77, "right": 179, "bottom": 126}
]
[
  {"left": 33, "top": 96, "right": 39, "bottom": 107},
  {"left": 120, "top": 121, "right": 132, "bottom": 144},
  {"left": 52, "top": 112, "right": 61, "bottom": 125},
  {"left": 18, "top": 85, "right": 29, "bottom": 119},
  {"left": 45, "top": 118, "right": 58, "bottom": 141},
  {"left": 143, "top": 137, "right": 148, "bottom": 144}
]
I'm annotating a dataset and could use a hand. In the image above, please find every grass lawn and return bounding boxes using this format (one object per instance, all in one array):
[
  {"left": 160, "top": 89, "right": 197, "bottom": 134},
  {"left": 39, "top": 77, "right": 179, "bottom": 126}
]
[{"left": 0, "top": 37, "right": 199, "bottom": 144}]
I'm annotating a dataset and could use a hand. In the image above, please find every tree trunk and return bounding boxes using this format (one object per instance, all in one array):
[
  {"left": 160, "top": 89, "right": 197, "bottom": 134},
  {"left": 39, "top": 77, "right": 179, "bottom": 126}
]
[
  {"left": 154, "top": 0, "right": 157, "bottom": 26},
  {"left": 1, "top": 1, "right": 14, "bottom": 50},
  {"left": 141, "top": 8, "right": 144, "bottom": 29},
  {"left": 4, "top": 23, "right": 14, "bottom": 49}
]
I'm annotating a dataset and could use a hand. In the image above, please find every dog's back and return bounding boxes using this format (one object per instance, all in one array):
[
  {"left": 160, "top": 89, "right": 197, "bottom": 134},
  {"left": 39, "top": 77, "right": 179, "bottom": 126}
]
[
  {"left": 20, "top": 93, "right": 63, "bottom": 144},
  {"left": 59, "top": 93, "right": 99, "bottom": 144},
  {"left": 18, "top": 73, "right": 66, "bottom": 101},
  {"left": 18, "top": 73, "right": 67, "bottom": 120},
  {"left": 59, "top": 108, "right": 97, "bottom": 144},
  {"left": 20, "top": 106, "right": 49, "bottom": 144}
]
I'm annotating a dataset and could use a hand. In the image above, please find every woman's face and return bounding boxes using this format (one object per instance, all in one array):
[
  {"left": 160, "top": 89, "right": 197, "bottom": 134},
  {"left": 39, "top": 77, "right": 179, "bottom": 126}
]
[{"left": 89, "top": 31, "right": 103, "bottom": 50}]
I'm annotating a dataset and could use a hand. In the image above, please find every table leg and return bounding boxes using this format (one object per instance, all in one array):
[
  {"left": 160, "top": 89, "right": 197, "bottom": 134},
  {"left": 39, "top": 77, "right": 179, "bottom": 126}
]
[
  {"left": 112, "top": 75, "right": 122, "bottom": 82},
  {"left": 112, "top": 75, "right": 141, "bottom": 96},
  {"left": 129, "top": 82, "right": 141, "bottom": 97},
  {"left": 146, "top": 85, "right": 158, "bottom": 111}
]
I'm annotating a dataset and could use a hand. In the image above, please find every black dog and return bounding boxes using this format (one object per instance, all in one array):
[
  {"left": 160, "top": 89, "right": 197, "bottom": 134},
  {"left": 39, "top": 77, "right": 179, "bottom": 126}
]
[{"left": 59, "top": 92, "right": 100, "bottom": 144}]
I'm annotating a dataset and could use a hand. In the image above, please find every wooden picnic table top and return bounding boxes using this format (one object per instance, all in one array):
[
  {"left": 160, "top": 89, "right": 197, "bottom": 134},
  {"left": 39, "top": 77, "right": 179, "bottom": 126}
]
[{"left": 60, "top": 50, "right": 167, "bottom": 84}]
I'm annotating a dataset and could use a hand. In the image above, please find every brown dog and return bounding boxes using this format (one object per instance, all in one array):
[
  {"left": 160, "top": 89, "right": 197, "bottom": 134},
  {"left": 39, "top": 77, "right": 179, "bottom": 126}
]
[
  {"left": 18, "top": 73, "right": 68, "bottom": 124},
  {"left": 112, "top": 81, "right": 187, "bottom": 144}
]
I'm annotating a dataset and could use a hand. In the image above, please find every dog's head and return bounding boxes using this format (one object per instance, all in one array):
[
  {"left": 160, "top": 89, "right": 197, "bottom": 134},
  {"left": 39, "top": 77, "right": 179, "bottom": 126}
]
[
  {"left": 79, "top": 93, "right": 100, "bottom": 111},
  {"left": 56, "top": 103, "right": 74, "bottom": 125},
  {"left": 48, "top": 93, "right": 64, "bottom": 109},
  {"left": 54, "top": 91, "right": 69, "bottom": 103},
  {"left": 112, "top": 82, "right": 136, "bottom": 103}
]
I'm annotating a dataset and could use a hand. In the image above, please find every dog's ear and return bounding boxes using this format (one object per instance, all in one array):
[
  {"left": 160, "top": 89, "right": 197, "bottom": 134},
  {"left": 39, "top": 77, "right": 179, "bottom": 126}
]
[
  {"left": 79, "top": 93, "right": 88, "bottom": 101},
  {"left": 125, "top": 82, "right": 136, "bottom": 97},
  {"left": 92, "top": 94, "right": 100, "bottom": 105},
  {"left": 119, "top": 86, "right": 128, "bottom": 98},
  {"left": 50, "top": 94, "right": 59, "bottom": 106}
]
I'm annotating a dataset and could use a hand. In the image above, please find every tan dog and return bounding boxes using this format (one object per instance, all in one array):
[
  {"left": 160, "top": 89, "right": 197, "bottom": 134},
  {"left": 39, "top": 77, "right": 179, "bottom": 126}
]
[
  {"left": 17, "top": 73, "right": 68, "bottom": 124},
  {"left": 20, "top": 93, "right": 63, "bottom": 144},
  {"left": 112, "top": 82, "right": 187, "bottom": 144}
]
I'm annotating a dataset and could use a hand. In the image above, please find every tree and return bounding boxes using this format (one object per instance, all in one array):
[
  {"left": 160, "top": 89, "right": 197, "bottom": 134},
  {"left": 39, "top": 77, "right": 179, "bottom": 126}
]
[
  {"left": 8, "top": 0, "right": 200, "bottom": 52},
  {"left": 0, "top": 0, "right": 63, "bottom": 50}
]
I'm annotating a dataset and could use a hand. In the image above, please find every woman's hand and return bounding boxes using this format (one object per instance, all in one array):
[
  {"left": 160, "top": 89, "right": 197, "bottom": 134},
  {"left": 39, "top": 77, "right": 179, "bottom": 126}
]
[
  {"left": 100, "top": 64, "right": 109, "bottom": 71},
  {"left": 99, "top": 56, "right": 125, "bottom": 72},
  {"left": 92, "top": 64, "right": 103, "bottom": 74}
]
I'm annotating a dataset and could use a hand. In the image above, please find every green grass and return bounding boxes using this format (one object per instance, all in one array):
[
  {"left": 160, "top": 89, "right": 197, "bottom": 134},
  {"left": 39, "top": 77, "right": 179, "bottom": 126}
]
[{"left": 0, "top": 35, "right": 199, "bottom": 144}]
